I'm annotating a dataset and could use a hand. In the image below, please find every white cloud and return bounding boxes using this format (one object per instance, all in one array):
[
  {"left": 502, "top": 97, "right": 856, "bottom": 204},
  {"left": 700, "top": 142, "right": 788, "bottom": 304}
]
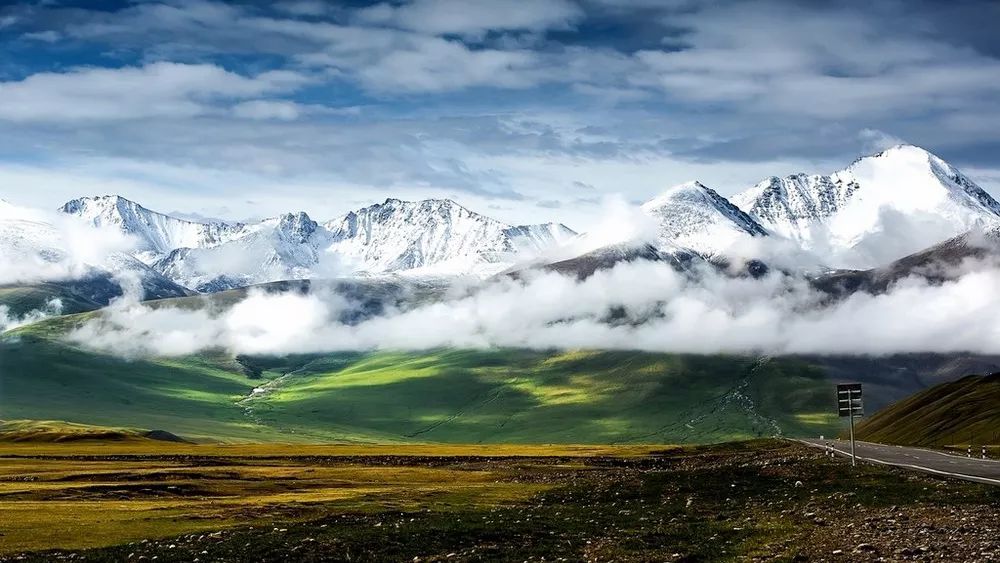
[
  {"left": 66, "top": 254, "right": 1000, "bottom": 358},
  {"left": 232, "top": 100, "right": 302, "bottom": 121},
  {"left": 356, "top": 0, "right": 583, "bottom": 36},
  {"left": 0, "top": 62, "right": 311, "bottom": 122},
  {"left": 22, "top": 30, "right": 60, "bottom": 42},
  {"left": 274, "top": 1, "right": 330, "bottom": 17},
  {"left": 632, "top": 2, "right": 1000, "bottom": 120},
  {"left": 0, "top": 299, "right": 62, "bottom": 333},
  {"left": 356, "top": 36, "right": 542, "bottom": 92},
  {"left": 858, "top": 128, "right": 906, "bottom": 153},
  {"left": 2, "top": 0, "right": 999, "bottom": 226}
]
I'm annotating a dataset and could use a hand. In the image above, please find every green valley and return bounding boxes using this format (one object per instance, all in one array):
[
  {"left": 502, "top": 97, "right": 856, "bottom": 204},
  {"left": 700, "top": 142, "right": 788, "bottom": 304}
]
[{"left": 1, "top": 314, "right": 845, "bottom": 443}]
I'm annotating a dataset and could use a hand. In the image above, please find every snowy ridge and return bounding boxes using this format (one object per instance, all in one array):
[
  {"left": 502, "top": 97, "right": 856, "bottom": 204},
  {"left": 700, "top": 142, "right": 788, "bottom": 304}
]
[
  {"left": 0, "top": 202, "right": 190, "bottom": 299},
  {"left": 21, "top": 144, "right": 999, "bottom": 292},
  {"left": 641, "top": 181, "right": 768, "bottom": 257},
  {"left": 151, "top": 211, "right": 338, "bottom": 292},
  {"left": 61, "top": 195, "right": 249, "bottom": 262},
  {"left": 54, "top": 196, "right": 578, "bottom": 291},
  {"left": 732, "top": 144, "right": 1000, "bottom": 267},
  {"left": 324, "top": 198, "right": 576, "bottom": 276}
]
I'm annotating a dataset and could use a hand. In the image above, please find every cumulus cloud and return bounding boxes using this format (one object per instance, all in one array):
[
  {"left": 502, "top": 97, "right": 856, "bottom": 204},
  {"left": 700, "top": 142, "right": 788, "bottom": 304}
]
[
  {"left": 354, "top": 37, "right": 543, "bottom": 92},
  {"left": 66, "top": 251, "right": 1000, "bottom": 358},
  {"left": 355, "top": 0, "right": 584, "bottom": 36},
  {"left": 232, "top": 100, "right": 302, "bottom": 121},
  {"left": 632, "top": 2, "right": 1000, "bottom": 121},
  {"left": 0, "top": 63, "right": 310, "bottom": 122}
]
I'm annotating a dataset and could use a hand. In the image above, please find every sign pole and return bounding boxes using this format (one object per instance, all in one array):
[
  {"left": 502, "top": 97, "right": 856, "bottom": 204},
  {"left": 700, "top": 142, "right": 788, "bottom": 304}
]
[
  {"left": 836, "top": 383, "right": 863, "bottom": 469},
  {"left": 848, "top": 395, "right": 857, "bottom": 467}
]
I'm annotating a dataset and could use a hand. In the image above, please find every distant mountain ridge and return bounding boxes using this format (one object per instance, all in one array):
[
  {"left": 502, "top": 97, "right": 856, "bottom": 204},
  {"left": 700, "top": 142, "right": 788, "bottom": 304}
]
[
  {"left": 13, "top": 143, "right": 999, "bottom": 294},
  {"left": 502, "top": 144, "right": 1000, "bottom": 278},
  {"left": 60, "top": 195, "right": 578, "bottom": 291},
  {"left": 60, "top": 195, "right": 249, "bottom": 263}
]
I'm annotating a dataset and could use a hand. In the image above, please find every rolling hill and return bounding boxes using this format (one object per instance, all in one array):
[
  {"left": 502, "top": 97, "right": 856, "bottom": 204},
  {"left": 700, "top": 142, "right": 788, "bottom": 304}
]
[
  {"left": 855, "top": 372, "right": 1000, "bottom": 447},
  {"left": 4, "top": 306, "right": 997, "bottom": 444},
  {"left": 1, "top": 314, "right": 844, "bottom": 443}
]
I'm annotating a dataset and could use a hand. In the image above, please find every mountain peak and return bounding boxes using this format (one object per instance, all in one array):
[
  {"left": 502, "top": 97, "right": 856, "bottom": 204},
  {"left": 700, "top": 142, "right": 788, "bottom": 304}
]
[
  {"left": 872, "top": 143, "right": 933, "bottom": 157},
  {"left": 641, "top": 181, "right": 768, "bottom": 257},
  {"left": 851, "top": 143, "right": 942, "bottom": 168},
  {"left": 60, "top": 194, "right": 248, "bottom": 259},
  {"left": 264, "top": 212, "right": 319, "bottom": 243},
  {"left": 733, "top": 145, "right": 1000, "bottom": 268},
  {"left": 61, "top": 194, "right": 141, "bottom": 215},
  {"left": 265, "top": 210, "right": 314, "bottom": 223}
]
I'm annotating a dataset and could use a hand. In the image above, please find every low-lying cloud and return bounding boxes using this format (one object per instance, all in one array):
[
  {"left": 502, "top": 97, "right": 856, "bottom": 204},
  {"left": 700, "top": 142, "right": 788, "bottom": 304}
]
[
  {"left": 66, "top": 255, "right": 1000, "bottom": 358},
  {"left": 0, "top": 200, "right": 136, "bottom": 285},
  {"left": 0, "top": 298, "right": 63, "bottom": 332}
]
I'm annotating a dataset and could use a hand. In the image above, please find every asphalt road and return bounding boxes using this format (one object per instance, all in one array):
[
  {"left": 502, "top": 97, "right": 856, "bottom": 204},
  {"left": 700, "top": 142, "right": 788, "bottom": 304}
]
[{"left": 800, "top": 438, "right": 1000, "bottom": 486}]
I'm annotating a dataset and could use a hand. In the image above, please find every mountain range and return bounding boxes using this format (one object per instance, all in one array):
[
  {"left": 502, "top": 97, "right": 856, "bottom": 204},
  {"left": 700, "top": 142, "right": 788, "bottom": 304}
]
[
  {"left": 4, "top": 144, "right": 1000, "bottom": 297},
  {"left": 58, "top": 195, "right": 577, "bottom": 292}
]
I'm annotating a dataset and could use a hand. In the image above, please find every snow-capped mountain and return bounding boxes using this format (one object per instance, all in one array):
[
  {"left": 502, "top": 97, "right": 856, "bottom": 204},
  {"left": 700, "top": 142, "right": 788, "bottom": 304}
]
[
  {"left": 733, "top": 144, "right": 1000, "bottom": 267},
  {"left": 60, "top": 195, "right": 248, "bottom": 263},
  {"left": 151, "top": 211, "right": 338, "bottom": 292},
  {"left": 325, "top": 198, "right": 576, "bottom": 276},
  {"left": 641, "top": 181, "right": 769, "bottom": 257},
  {"left": 56, "top": 196, "right": 577, "bottom": 291},
  {"left": 36, "top": 144, "right": 1000, "bottom": 292},
  {"left": 0, "top": 201, "right": 192, "bottom": 301}
]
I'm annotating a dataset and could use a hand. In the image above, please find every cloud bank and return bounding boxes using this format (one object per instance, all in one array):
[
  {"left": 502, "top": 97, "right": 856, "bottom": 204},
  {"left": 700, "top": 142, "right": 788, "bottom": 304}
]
[{"left": 66, "top": 255, "right": 1000, "bottom": 359}]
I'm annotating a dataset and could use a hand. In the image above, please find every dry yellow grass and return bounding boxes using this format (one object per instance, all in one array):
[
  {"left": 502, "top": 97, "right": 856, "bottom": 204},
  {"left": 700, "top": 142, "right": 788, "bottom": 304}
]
[
  {"left": 0, "top": 441, "right": 668, "bottom": 457},
  {"left": 0, "top": 441, "right": 669, "bottom": 554}
]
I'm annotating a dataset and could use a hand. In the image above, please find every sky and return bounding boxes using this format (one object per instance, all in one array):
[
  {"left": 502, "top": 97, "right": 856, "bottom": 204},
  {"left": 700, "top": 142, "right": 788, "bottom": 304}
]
[{"left": 1, "top": 0, "right": 999, "bottom": 230}]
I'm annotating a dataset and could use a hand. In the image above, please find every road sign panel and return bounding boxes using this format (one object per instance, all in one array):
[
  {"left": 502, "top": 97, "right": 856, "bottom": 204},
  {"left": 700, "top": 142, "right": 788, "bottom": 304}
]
[{"left": 836, "top": 383, "right": 863, "bottom": 418}]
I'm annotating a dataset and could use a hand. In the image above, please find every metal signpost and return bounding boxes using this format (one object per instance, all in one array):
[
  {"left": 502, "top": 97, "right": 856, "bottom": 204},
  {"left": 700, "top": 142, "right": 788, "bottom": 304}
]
[{"left": 836, "top": 383, "right": 864, "bottom": 467}]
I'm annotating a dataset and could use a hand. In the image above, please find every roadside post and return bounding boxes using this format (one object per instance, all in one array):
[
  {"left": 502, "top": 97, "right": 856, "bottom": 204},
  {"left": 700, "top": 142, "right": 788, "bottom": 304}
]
[{"left": 836, "top": 383, "right": 864, "bottom": 467}]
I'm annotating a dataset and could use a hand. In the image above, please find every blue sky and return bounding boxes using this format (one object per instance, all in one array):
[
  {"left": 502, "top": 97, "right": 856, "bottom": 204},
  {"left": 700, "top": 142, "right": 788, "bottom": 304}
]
[{"left": 1, "top": 0, "right": 999, "bottom": 228}]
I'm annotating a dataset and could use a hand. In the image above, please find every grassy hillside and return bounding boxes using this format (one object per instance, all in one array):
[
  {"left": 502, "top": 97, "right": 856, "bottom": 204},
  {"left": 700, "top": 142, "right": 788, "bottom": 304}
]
[
  {"left": 0, "top": 316, "right": 842, "bottom": 443},
  {"left": 0, "top": 284, "right": 103, "bottom": 317},
  {"left": 856, "top": 373, "right": 1000, "bottom": 447}
]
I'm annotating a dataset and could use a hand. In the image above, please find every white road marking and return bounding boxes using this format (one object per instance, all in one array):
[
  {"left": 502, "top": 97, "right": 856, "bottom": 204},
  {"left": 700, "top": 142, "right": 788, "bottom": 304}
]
[{"left": 796, "top": 439, "right": 1000, "bottom": 486}]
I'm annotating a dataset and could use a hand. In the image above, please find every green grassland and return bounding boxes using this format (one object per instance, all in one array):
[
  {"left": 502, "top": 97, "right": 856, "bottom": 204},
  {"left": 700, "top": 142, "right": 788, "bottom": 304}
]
[
  {"left": 1, "top": 315, "right": 842, "bottom": 443},
  {"left": 856, "top": 373, "right": 1000, "bottom": 447}
]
